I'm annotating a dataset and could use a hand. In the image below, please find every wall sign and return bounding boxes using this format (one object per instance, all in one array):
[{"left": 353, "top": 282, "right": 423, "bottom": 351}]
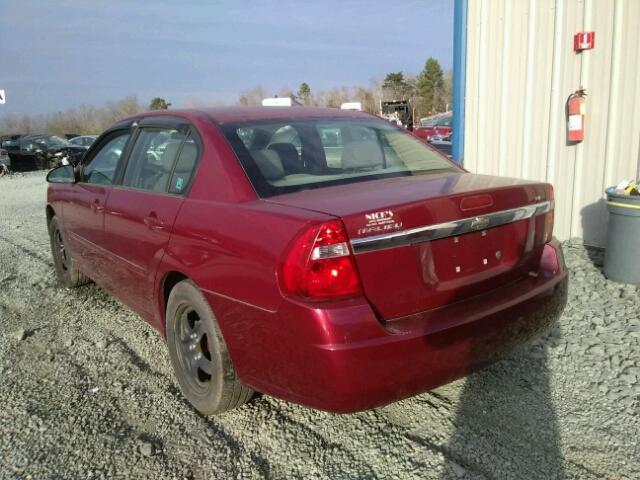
[{"left": 574, "top": 32, "right": 595, "bottom": 52}]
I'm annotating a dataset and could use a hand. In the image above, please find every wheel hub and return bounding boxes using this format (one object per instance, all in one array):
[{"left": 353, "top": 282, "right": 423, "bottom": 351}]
[{"left": 176, "top": 307, "right": 214, "bottom": 391}]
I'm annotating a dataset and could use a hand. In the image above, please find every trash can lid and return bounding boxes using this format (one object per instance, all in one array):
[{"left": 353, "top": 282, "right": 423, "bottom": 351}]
[{"left": 606, "top": 186, "right": 640, "bottom": 209}]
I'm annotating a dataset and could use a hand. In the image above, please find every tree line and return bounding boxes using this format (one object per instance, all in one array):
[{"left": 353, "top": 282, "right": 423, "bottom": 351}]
[
  {"left": 237, "top": 57, "right": 451, "bottom": 120},
  {"left": 0, "top": 57, "right": 450, "bottom": 136},
  {"left": 0, "top": 96, "right": 143, "bottom": 137}
]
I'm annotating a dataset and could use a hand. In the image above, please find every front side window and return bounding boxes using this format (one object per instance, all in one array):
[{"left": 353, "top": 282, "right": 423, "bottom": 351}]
[
  {"left": 122, "top": 128, "right": 190, "bottom": 193},
  {"left": 222, "top": 118, "right": 460, "bottom": 197},
  {"left": 20, "top": 139, "right": 37, "bottom": 152},
  {"left": 83, "top": 132, "right": 131, "bottom": 185}
]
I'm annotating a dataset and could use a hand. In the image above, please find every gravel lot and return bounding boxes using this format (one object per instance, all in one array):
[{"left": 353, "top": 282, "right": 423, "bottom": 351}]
[{"left": 0, "top": 171, "right": 638, "bottom": 479}]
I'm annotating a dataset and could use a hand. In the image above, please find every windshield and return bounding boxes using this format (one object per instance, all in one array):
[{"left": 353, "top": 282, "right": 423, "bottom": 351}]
[
  {"left": 221, "top": 118, "right": 460, "bottom": 197},
  {"left": 419, "top": 117, "right": 438, "bottom": 127}
]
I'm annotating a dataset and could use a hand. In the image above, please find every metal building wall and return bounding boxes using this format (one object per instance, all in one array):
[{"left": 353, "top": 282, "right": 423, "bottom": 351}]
[{"left": 463, "top": 0, "right": 640, "bottom": 246}]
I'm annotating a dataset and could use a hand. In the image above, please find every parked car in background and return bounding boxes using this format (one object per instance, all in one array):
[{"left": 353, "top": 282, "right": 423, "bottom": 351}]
[
  {"left": 68, "top": 135, "right": 98, "bottom": 148},
  {"left": 413, "top": 113, "right": 453, "bottom": 142},
  {"left": 8, "top": 134, "right": 86, "bottom": 171},
  {"left": 428, "top": 132, "right": 453, "bottom": 158},
  {"left": 45, "top": 107, "right": 567, "bottom": 415},
  {"left": 1, "top": 134, "right": 24, "bottom": 152}
]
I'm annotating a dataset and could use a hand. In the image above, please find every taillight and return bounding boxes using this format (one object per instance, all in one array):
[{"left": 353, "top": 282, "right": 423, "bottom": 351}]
[
  {"left": 281, "top": 220, "right": 362, "bottom": 300},
  {"left": 0, "top": 149, "right": 7, "bottom": 155}
]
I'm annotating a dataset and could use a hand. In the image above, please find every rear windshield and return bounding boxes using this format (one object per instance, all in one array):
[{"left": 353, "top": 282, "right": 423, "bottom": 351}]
[
  {"left": 221, "top": 118, "right": 460, "bottom": 197},
  {"left": 436, "top": 115, "right": 452, "bottom": 127}
]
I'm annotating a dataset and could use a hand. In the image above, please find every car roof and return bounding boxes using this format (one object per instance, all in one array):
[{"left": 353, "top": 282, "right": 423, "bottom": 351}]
[{"left": 123, "top": 106, "right": 375, "bottom": 126}]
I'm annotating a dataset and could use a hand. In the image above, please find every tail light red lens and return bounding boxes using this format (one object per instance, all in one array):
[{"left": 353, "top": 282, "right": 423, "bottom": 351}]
[
  {"left": 0, "top": 149, "right": 7, "bottom": 155},
  {"left": 281, "top": 221, "right": 363, "bottom": 300}
]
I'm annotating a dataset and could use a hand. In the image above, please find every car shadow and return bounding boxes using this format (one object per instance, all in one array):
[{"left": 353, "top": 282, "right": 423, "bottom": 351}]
[{"left": 439, "top": 324, "right": 566, "bottom": 479}]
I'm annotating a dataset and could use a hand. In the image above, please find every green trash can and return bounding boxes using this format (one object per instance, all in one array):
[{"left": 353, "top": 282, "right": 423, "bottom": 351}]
[{"left": 604, "top": 187, "right": 640, "bottom": 285}]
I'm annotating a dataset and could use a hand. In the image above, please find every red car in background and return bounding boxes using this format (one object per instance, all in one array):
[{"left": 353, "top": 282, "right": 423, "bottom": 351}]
[
  {"left": 46, "top": 107, "right": 567, "bottom": 415},
  {"left": 413, "top": 112, "right": 453, "bottom": 142}
]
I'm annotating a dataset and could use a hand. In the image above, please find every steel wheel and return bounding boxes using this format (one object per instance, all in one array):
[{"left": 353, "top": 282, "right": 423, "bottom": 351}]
[
  {"left": 166, "top": 279, "right": 253, "bottom": 415},
  {"left": 53, "top": 228, "right": 70, "bottom": 271},
  {"left": 173, "top": 304, "right": 215, "bottom": 394},
  {"left": 48, "top": 216, "right": 90, "bottom": 288}
]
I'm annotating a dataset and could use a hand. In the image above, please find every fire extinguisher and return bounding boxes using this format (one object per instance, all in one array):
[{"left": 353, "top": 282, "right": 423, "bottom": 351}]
[{"left": 567, "top": 87, "right": 586, "bottom": 143}]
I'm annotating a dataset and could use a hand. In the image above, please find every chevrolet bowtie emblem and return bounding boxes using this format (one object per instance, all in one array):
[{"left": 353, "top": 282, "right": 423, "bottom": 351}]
[{"left": 470, "top": 216, "right": 490, "bottom": 231}]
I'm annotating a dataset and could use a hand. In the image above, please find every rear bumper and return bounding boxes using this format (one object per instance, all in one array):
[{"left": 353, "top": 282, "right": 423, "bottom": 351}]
[{"left": 213, "top": 240, "right": 568, "bottom": 413}]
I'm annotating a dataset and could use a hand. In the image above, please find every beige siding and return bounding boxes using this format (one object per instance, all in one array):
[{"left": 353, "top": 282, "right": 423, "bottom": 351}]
[{"left": 464, "top": 0, "right": 640, "bottom": 246}]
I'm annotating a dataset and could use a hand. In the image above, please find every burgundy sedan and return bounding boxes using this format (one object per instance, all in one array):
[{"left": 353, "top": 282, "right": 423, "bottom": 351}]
[
  {"left": 46, "top": 107, "right": 567, "bottom": 415},
  {"left": 413, "top": 113, "right": 453, "bottom": 142}
]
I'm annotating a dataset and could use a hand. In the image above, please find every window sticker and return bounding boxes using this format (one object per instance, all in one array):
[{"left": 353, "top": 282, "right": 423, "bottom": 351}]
[{"left": 175, "top": 177, "right": 184, "bottom": 191}]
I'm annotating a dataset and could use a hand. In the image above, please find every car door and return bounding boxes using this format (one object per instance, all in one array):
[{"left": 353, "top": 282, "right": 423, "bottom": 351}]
[
  {"left": 103, "top": 123, "right": 199, "bottom": 323},
  {"left": 64, "top": 129, "right": 132, "bottom": 283}
]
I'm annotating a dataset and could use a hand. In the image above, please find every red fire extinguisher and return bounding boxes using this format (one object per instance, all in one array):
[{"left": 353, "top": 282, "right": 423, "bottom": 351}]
[{"left": 567, "top": 87, "right": 586, "bottom": 143}]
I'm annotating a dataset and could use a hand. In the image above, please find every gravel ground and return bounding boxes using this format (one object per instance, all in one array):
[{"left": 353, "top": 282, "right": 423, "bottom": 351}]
[{"left": 0, "top": 171, "right": 638, "bottom": 480}]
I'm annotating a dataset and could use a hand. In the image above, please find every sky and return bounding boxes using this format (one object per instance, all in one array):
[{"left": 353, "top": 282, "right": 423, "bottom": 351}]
[{"left": 0, "top": 0, "right": 453, "bottom": 117}]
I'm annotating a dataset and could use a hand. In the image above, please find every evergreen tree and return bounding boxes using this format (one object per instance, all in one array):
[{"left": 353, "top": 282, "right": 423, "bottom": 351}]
[
  {"left": 416, "top": 58, "right": 444, "bottom": 116},
  {"left": 148, "top": 97, "right": 171, "bottom": 110},
  {"left": 297, "top": 82, "right": 311, "bottom": 106}
]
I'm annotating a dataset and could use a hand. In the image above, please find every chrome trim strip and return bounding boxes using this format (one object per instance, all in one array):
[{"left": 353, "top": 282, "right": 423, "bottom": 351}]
[{"left": 350, "top": 200, "right": 553, "bottom": 254}]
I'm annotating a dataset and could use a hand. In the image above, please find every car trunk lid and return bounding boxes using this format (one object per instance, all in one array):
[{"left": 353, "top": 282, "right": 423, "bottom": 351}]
[{"left": 267, "top": 172, "right": 554, "bottom": 319}]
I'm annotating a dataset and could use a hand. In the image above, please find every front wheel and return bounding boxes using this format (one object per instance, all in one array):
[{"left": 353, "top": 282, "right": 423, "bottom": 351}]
[
  {"left": 48, "top": 216, "right": 90, "bottom": 288},
  {"left": 166, "top": 279, "right": 253, "bottom": 415}
]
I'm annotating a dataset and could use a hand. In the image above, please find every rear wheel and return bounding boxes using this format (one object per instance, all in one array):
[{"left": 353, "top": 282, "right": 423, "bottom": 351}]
[
  {"left": 166, "top": 279, "right": 253, "bottom": 415},
  {"left": 48, "top": 216, "right": 90, "bottom": 288}
]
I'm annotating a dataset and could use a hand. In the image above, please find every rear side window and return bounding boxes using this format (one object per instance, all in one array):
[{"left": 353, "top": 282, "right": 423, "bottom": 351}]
[
  {"left": 168, "top": 137, "right": 199, "bottom": 194},
  {"left": 83, "top": 132, "right": 131, "bottom": 185},
  {"left": 221, "top": 118, "right": 460, "bottom": 197},
  {"left": 122, "top": 128, "right": 189, "bottom": 193}
]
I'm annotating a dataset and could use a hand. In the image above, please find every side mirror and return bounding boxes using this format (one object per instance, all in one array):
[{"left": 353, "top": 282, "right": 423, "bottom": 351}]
[{"left": 46, "top": 164, "right": 76, "bottom": 184}]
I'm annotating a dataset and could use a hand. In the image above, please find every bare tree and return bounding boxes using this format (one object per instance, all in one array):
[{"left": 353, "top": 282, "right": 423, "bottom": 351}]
[
  {"left": 236, "top": 85, "right": 267, "bottom": 106},
  {"left": 0, "top": 96, "right": 142, "bottom": 137}
]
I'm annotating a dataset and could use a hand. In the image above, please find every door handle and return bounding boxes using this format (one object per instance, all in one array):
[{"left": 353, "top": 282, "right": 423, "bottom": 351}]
[
  {"left": 91, "top": 199, "right": 104, "bottom": 213},
  {"left": 144, "top": 213, "right": 165, "bottom": 231}
]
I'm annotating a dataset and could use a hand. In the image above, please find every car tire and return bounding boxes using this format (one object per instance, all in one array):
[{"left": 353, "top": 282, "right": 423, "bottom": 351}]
[
  {"left": 48, "top": 216, "right": 90, "bottom": 288},
  {"left": 166, "top": 279, "right": 253, "bottom": 415}
]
